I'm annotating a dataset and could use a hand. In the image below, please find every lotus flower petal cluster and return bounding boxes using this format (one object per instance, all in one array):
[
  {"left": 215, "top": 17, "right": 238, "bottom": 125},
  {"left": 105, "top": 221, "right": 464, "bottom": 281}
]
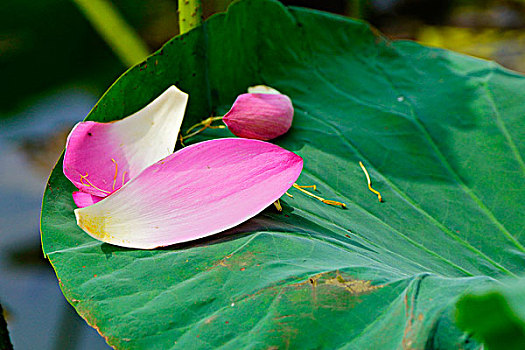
[
  {"left": 63, "top": 86, "right": 303, "bottom": 249},
  {"left": 223, "top": 85, "right": 293, "bottom": 140}
]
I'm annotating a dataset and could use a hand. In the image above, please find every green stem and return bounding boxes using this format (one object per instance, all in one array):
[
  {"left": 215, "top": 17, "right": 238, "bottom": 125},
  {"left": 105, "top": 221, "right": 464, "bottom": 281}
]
[
  {"left": 347, "top": 0, "right": 367, "bottom": 19},
  {"left": 178, "top": 0, "right": 203, "bottom": 34},
  {"left": 71, "top": 0, "right": 150, "bottom": 67}
]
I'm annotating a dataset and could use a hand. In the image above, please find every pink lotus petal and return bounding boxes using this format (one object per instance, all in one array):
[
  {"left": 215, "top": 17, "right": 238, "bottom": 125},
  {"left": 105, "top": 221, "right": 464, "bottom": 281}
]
[
  {"left": 63, "top": 86, "right": 188, "bottom": 197},
  {"left": 74, "top": 138, "right": 303, "bottom": 249},
  {"left": 223, "top": 93, "right": 294, "bottom": 140},
  {"left": 72, "top": 191, "right": 104, "bottom": 208}
]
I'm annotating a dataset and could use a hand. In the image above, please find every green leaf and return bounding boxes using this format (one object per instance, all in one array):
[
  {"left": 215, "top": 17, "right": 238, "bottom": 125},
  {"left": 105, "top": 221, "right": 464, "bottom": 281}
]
[
  {"left": 456, "top": 278, "right": 525, "bottom": 350},
  {"left": 40, "top": 0, "right": 525, "bottom": 348}
]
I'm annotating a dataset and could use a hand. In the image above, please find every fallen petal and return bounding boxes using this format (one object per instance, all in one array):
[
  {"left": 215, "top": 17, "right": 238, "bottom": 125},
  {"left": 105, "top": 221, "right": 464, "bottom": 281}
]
[
  {"left": 223, "top": 93, "right": 293, "bottom": 140},
  {"left": 75, "top": 138, "right": 303, "bottom": 249},
  {"left": 63, "top": 86, "right": 188, "bottom": 197},
  {"left": 72, "top": 192, "right": 104, "bottom": 208}
]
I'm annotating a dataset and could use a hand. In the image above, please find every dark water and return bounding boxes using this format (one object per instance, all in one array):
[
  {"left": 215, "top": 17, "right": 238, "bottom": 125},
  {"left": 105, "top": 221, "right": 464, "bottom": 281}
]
[{"left": 0, "top": 90, "right": 110, "bottom": 349}]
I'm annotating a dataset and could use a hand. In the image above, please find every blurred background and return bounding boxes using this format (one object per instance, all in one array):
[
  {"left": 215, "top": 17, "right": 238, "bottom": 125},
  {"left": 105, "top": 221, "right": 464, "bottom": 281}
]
[{"left": 2, "top": 0, "right": 525, "bottom": 348}]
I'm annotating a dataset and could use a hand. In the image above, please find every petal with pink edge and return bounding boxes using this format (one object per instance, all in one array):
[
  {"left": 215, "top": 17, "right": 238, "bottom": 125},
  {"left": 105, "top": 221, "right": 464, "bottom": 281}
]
[
  {"left": 63, "top": 86, "right": 188, "bottom": 197},
  {"left": 74, "top": 138, "right": 303, "bottom": 249},
  {"left": 72, "top": 192, "right": 104, "bottom": 208}
]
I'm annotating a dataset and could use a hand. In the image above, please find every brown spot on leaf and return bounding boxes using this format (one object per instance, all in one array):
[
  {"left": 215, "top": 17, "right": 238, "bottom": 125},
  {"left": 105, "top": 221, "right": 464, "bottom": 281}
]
[
  {"left": 204, "top": 315, "right": 217, "bottom": 324},
  {"left": 286, "top": 271, "right": 382, "bottom": 311},
  {"left": 207, "top": 251, "right": 259, "bottom": 271},
  {"left": 324, "top": 271, "right": 380, "bottom": 295},
  {"left": 291, "top": 271, "right": 381, "bottom": 297}
]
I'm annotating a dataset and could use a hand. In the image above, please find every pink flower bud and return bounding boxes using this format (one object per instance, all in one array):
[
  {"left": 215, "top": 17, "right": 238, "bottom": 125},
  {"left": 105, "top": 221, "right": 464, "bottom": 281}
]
[{"left": 223, "top": 92, "right": 294, "bottom": 140}]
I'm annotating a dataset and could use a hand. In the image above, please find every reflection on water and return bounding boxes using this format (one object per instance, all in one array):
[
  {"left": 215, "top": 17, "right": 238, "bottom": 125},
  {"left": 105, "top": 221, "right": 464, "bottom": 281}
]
[{"left": 0, "top": 90, "right": 110, "bottom": 349}]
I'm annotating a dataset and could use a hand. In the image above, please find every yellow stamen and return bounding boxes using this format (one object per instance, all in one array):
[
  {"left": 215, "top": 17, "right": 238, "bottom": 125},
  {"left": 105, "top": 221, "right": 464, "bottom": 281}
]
[
  {"left": 111, "top": 158, "right": 118, "bottom": 191},
  {"left": 285, "top": 192, "right": 294, "bottom": 198},
  {"left": 295, "top": 184, "right": 316, "bottom": 190},
  {"left": 273, "top": 199, "right": 283, "bottom": 212},
  {"left": 185, "top": 119, "right": 209, "bottom": 135},
  {"left": 79, "top": 174, "right": 89, "bottom": 187},
  {"left": 79, "top": 173, "right": 111, "bottom": 194},
  {"left": 182, "top": 125, "right": 208, "bottom": 141},
  {"left": 322, "top": 200, "right": 346, "bottom": 206},
  {"left": 181, "top": 116, "right": 224, "bottom": 142},
  {"left": 185, "top": 116, "right": 223, "bottom": 134},
  {"left": 359, "top": 161, "right": 383, "bottom": 202},
  {"left": 292, "top": 183, "right": 346, "bottom": 208},
  {"left": 121, "top": 171, "right": 127, "bottom": 188}
]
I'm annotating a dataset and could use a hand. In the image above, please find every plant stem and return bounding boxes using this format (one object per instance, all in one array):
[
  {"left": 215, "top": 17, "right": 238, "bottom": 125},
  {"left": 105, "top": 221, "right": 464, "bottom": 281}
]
[
  {"left": 178, "top": 0, "right": 203, "bottom": 34},
  {"left": 71, "top": 0, "right": 150, "bottom": 67},
  {"left": 347, "top": 0, "right": 367, "bottom": 19}
]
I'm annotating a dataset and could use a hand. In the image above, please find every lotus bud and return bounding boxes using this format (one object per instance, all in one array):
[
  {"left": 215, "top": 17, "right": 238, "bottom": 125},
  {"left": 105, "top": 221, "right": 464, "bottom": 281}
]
[{"left": 222, "top": 86, "right": 293, "bottom": 140}]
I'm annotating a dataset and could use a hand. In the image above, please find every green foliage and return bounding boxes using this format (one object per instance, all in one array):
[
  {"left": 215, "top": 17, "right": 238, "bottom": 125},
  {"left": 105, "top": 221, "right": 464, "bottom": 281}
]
[
  {"left": 0, "top": 0, "right": 121, "bottom": 114},
  {"left": 0, "top": 0, "right": 177, "bottom": 116},
  {"left": 456, "top": 278, "right": 525, "bottom": 350},
  {"left": 41, "top": 0, "right": 525, "bottom": 348}
]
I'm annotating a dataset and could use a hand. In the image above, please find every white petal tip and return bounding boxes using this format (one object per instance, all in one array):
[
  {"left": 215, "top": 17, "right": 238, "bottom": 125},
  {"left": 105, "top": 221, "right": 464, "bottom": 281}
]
[
  {"left": 165, "top": 85, "right": 189, "bottom": 100},
  {"left": 247, "top": 85, "right": 281, "bottom": 94}
]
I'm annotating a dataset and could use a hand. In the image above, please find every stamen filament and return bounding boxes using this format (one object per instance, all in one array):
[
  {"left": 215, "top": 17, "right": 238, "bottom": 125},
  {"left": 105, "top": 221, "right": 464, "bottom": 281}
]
[
  {"left": 285, "top": 192, "right": 294, "bottom": 198},
  {"left": 79, "top": 174, "right": 89, "bottom": 187},
  {"left": 295, "top": 184, "right": 316, "bottom": 190},
  {"left": 185, "top": 116, "right": 224, "bottom": 134},
  {"left": 292, "top": 183, "right": 346, "bottom": 208},
  {"left": 182, "top": 125, "right": 208, "bottom": 141},
  {"left": 273, "top": 199, "right": 283, "bottom": 212},
  {"left": 79, "top": 173, "right": 111, "bottom": 194},
  {"left": 121, "top": 171, "right": 127, "bottom": 188},
  {"left": 181, "top": 116, "right": 225, "bottom": 143},
  {"left": 111, "top": 158, "right": 118, "bottom": 191},
  {"left": 359, "top": 161, "right": 383, "bottom": 202}
]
